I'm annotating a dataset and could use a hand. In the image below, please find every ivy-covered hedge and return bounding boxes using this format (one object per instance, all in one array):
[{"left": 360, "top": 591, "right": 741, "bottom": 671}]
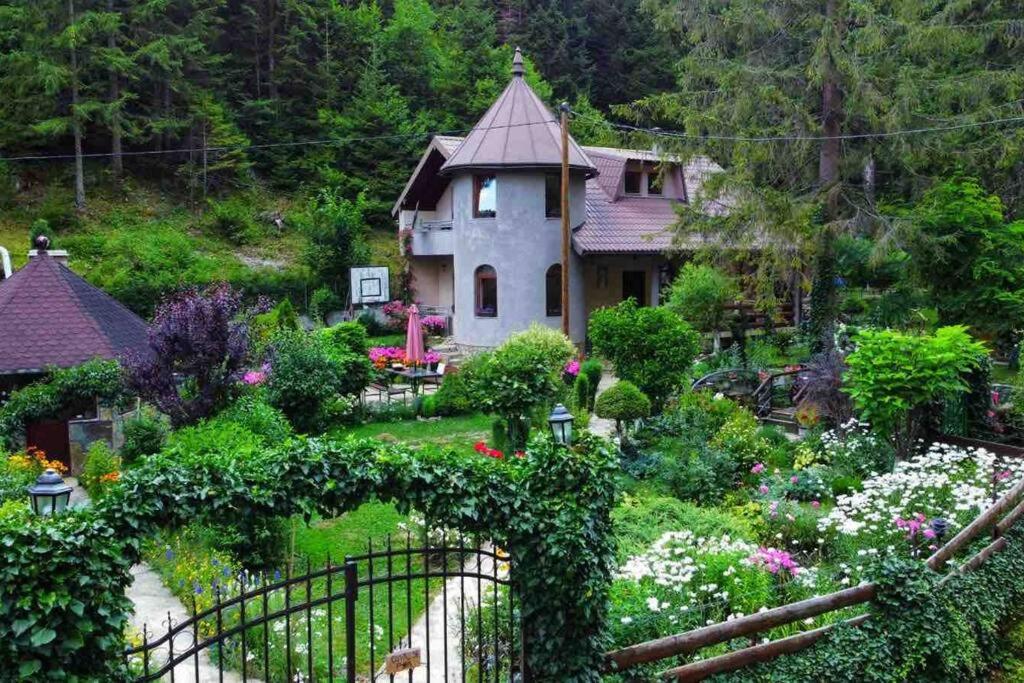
[
  {"left": 714, "top": 526, "right": 1024, "bottom": 682},
  {"left": 2, "top": 431, "right": 617, "bottom": 681},
  {"left": 0, "top": 359, "right": 126, "bottom": 449},
  {"left": 0, "top": 505, "right": 136, "bottom": 680}
]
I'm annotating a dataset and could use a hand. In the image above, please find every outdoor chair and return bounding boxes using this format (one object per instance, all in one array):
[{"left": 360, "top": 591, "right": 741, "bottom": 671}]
[
  {"left": 423, "top": 362, "right": 446, "bottom": 393},
  {"left": 369, "top": 375, "right": 409, "bottom": 404}
]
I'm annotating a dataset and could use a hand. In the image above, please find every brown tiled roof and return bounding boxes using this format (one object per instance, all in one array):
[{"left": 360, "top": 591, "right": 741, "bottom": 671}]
[
  {"left": 408, "top": 135, "right": 728, "bottom": 255},
  {"left": 440, "top": 48, "right": 597, "bottom": 177},
  {"left": 0, "top": 254, "right": 149, "bottom": 374}
]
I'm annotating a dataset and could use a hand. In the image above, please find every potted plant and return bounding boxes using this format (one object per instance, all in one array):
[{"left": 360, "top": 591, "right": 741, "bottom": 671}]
[
  {"left": 794, "top": 402, "right": 820, "bottom": 437},
  {"left": 424, "top": 350, "right": 442, "bottom": 371}
]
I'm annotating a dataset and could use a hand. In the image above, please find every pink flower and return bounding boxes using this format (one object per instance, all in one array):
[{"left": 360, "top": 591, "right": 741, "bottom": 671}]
[
  {"left": 997, "top": 470, "right": 1012, "bottom": 481},
  {"left": 758, "top": 485, "right": 770, "bottom": 495},
  {"left": 564, "top": 360, "right": 580, "bottom": 377},
  {"left": 748, "top": 547, "right": 800, "bottom": 577},
  {"left": 811, "top": 500, "right": 821, "bottom": 510},
  {"left": 751, "top": 463, "right": 765, "bottom": 474},
  {"left": 243, "top": 370, "right": 266, "bottom": 385},
  {"left": 923, "top": 528, "right": 936, "bottom": 539},
  {"left": 790, "top": 476, "right": 799, "bottom": 484}
]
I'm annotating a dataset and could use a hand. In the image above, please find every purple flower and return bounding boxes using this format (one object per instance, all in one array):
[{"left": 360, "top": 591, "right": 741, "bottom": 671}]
[
  {"left": 751, "top": 463, "right": 765, "bottom": 474},
  {"left": 758, "top": 485, "right": 769, "bottom": 495},
  {"left": 564, "top": 360, "right": 580, "bottom": 377}
]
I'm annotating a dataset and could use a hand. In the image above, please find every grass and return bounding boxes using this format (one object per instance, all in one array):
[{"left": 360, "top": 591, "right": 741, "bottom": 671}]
[{"left": 331, "top": 413, "right": 495, "bottom": 453}]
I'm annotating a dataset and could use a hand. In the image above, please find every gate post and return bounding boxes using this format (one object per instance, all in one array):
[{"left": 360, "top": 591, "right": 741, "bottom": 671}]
[{"left": 344, "top": 559, "right": 358, "bottom": 683}]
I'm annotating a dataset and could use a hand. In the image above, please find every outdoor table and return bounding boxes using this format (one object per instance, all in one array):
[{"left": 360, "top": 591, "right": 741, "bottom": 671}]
[{"left": 387, "top": 367, "right": 442, "bottom": 396}]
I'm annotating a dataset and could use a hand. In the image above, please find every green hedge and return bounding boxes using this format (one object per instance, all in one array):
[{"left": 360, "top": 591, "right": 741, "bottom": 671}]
[
  {"left": 0, "top": 506, "right": 136, "bottom": 680},
  {"left": 0, "top": 360, "right": 126, "bottom": 450},
  {"left": 1, "top": 431, "right": 618, "bottom": 681},
  {"left": 713, "top": 527, "right": 1024, "bottom": 682}
]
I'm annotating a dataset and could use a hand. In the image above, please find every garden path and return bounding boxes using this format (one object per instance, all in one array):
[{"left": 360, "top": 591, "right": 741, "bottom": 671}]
[
  {"left": 126, "top": 563, "right": 247, "bottom": 682},
  {"left": 388, "top": 547, "right": 501, "bottom": 682},
  {"left": 588, "top": 371, "right": 618, "bottom": 439}
]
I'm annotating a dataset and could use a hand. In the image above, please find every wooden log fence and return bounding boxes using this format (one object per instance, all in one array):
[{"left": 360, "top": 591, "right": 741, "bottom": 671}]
[{"left": 603, "top": 473, "right": 1024, "bottom": 681}]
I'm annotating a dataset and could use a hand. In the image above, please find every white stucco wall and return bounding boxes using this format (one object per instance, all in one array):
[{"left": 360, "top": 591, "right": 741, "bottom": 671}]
[{"left": 448, "top": 170, "right": 588, "bottom": 346}]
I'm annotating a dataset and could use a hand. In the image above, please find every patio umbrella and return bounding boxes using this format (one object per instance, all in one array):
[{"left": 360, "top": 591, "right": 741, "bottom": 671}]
[{"left": 405, "top": 304, "right": 425, "bottom": 366}]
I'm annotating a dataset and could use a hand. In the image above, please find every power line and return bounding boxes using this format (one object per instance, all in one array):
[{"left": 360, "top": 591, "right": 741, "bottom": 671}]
[
  {"left": 0, "top": 118, "right": 556, "bottom": 163},
  {"left": 579, "top": 109, "right": 1024, "bottom": 143}
]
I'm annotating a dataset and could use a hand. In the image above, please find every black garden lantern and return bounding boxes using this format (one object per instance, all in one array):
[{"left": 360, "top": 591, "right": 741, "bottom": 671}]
[
  {"left": 930, "top": 517, "right": 950, "bottom": 545},
  {"left": 548, "top": 403, "right": 573, "bottom": 446},
  {"left": 27, "top": 468, "right": 72, "bottom": 516}
]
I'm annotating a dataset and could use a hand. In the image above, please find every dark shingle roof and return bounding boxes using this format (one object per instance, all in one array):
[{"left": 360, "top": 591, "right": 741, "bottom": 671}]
[
  {"left": 0, "top": 254, "right": 149, "bottom": 374},
  {"left": 440, "top": 49, "right": 597, "bottom": 177}
]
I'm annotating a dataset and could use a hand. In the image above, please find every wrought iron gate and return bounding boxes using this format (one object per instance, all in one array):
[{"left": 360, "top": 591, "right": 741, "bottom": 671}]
[{"left": 125, "top": 535, "right": 524, "bottom": 682}]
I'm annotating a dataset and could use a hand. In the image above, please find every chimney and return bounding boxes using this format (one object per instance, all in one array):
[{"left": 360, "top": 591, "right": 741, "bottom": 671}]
[{"left": 28, "top": 235, "right": 69, "bottom": 266}]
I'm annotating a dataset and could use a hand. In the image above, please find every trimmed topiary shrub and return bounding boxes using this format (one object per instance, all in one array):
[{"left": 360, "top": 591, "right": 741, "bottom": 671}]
[{"left": 595, "top": 380, "right": 652, "bottom": 434}]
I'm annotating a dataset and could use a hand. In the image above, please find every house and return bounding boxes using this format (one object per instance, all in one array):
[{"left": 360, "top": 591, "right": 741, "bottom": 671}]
[
  {"left": 0, "top": 239, "right": 147, "bottom": 471},
  {"left": 393, "top": 49, "right": 738, "bottom": 347}
]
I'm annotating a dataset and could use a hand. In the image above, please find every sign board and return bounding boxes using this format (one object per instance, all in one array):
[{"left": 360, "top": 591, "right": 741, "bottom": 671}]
[
  {"left": 350, "top": 267, "right": 390, "bottom": 305},
  {"left": 385, "top": 647, "right": 421, "bottom": 674}
]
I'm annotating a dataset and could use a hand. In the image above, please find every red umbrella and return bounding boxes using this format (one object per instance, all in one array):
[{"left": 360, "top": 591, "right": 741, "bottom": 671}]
[{"left": 405, "top": 304, "right": 425, "bottom": 366}]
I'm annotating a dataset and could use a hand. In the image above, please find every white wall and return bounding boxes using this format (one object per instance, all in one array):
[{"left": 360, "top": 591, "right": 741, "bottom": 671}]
[{"left": 449, "top": 170, "right": 588, "bottom": 346}]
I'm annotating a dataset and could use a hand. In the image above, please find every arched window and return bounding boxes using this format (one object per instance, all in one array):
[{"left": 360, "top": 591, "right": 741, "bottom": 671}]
[
  {"left": 545, "top": 264, "right": 562, "bottom": 317},
  {"left": 475, "top": 265, "right": 497, "bottom": 317}
]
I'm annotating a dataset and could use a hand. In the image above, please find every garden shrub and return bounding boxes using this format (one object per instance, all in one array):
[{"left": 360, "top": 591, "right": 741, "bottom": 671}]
[
  {"left": 658, "top": 447, "right": 739, "bottom": 505},
  {"left": 265, "top": 330, "right": 371, "bottom": 432},
  {"left": 844, "top": 325, "right": 987, "bottom": 457},
  {"left": 665, "top": 262, "right": 739, "bottom": 351},
  {"left": 588, "top": 299, "right": 701, "bottom": 409},
  {"left": 573, "top": 373, "right": 591, "bottom": 414},
  {"left": 0, "top": 508, "right": 135, "bottom": 680},
  {"left": 120, "top": 415, "right": 168, "bottom": 465},
  {"left": 612, "top": 494, "right": 754, "bottom": 562},
  {"left": 0, "top": 359, "right": 125, "bottom": 450},
  {"left": 124, "top": 284, "right": 260, "bottom": 427},
  {"left": 709, "top": 410, "right": 775, "bottom": 472},
  {"left": 319, "top": 320, "right": 370, "bottom": 356},
  {"left": 308, "top": 285, "right": 342, "bottom": 323},
  {"left": 594, "top": 381, "right": 652, "bottom": 434},
  {"left": 473, "top": 325, "right": 574, "bottom": 447},
  {"left": 580, "top": 359, "right": 603, "bottom": 407},
  {"left": 207, "top": 194, "right": 261, "bottom": 243},
  {"left": 250, "top": 298, "right": 300, "bottom": 350},
  {"left": 80, "top": 441, "right": 120, "bottom": 498}
]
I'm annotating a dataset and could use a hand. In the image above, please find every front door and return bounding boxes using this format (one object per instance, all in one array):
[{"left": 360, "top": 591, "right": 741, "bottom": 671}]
[
  {"left": 622, "top": 270, "right": 647, "bottom": 306},
  {"left": 26, "top": 420, "right": 70, "bottom": 470}
]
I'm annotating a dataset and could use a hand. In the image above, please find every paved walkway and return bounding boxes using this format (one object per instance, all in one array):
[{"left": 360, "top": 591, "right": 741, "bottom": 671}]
[
  {"left": 382, "top": 548, "right": 502, "bottom": 682},
  {"left": 587, "top": 371, "right": 618, "bottom": 439},
  {"left": 126, "top": 564, "right": 246, "bottom": 682},
  {"left": 69, "top": 470, "right": 243, "bottom": 683}
]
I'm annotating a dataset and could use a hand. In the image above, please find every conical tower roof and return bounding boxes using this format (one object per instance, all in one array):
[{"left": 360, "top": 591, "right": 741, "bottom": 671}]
[{"left": 440, "top": 48, "right": 597, "bottom": 177}]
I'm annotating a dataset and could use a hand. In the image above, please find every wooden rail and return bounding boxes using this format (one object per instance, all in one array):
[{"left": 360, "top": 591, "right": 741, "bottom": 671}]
[
  {"left": 660, "top": 614, "right": 870, "bottom": 681},
  {"left": 603, "top": 584, "right": 875, "bottom": 672},
  {"left": 605, "top": 474, "right": 1024, "bottom": 681}
]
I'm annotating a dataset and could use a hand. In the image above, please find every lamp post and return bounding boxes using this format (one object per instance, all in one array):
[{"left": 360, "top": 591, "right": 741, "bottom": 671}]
[
  {"left": 548, "top": 404, "right": 573, "bottom": 446},
  {"left": 27, "top": 468, "right": 72, "bottom": 516}
]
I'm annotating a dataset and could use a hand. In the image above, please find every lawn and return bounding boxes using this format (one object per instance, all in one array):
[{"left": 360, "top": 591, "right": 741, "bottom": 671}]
[{"left": 331, "top": 413, "right": 494, "bottom": 453}]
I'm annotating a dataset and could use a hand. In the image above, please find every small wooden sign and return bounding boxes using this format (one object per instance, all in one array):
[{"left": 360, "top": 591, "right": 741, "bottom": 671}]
[{"left": 385, "top": 647, "right": 422, "bottom": 674}]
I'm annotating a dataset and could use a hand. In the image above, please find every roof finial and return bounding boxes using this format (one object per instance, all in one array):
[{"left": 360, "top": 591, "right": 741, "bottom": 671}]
[{"left": 511, "top": 46, "right": 525, "bottom": 78}]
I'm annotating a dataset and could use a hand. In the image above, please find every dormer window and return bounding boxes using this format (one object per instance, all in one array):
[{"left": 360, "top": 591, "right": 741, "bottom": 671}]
[
  {"left": 647, "top": 172, "right": 663, "bottom": 195},
  {"left": 474, "top": 175, "right": 497, "bottom": 218},
  {"left": 624, "top": 171, "right": 642, "bottom": 195}
]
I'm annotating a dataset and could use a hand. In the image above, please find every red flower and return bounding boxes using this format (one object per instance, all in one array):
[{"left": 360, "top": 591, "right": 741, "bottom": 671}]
[
  {"left": 514, "top": 450, "right": 526, "bottom": 458},
  {"left": 474, "top": 441, "right": 488, "bottom": 453}
]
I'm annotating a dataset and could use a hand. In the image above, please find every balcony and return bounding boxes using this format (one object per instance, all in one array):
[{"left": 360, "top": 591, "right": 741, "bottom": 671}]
[{"left": 410, "top": 220, "right": 454, "bottom": 256}]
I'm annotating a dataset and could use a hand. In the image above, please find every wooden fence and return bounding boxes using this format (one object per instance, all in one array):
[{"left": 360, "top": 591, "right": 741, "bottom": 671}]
[{"left": 602, "top": 475, "right": 1024, "bottom": 681}]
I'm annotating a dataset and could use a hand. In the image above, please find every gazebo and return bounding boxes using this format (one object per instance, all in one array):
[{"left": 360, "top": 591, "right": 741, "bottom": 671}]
[{"left": 0, "top": 239, "right": 149, "bottom": 470}]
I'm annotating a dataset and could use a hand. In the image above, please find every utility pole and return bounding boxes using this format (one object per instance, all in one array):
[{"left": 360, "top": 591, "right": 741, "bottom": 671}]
[{"left": 559, "top": 102, "right": 571, "bottom": 337}]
